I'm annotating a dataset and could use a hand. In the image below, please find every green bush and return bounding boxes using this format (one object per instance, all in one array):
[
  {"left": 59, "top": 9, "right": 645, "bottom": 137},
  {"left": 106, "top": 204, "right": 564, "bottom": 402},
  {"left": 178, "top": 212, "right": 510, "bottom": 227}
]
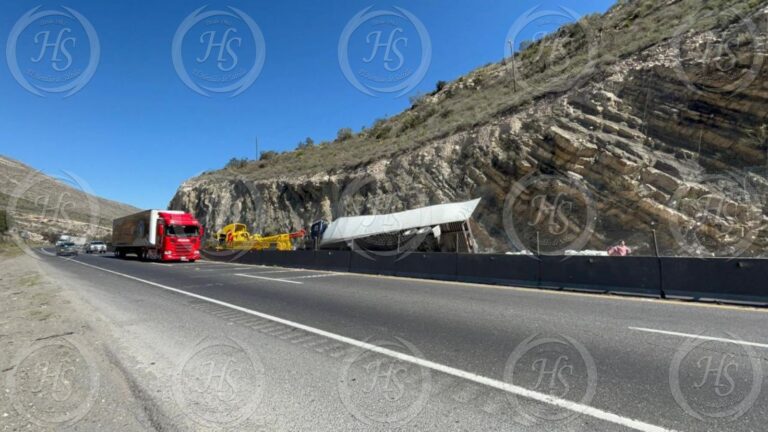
[
  {"left": 259, "top": 151, "right": 278, "bottom": 161},
  {"left": 225, "top": 157, "right": 249, "bottom": 169},
  {"left": 336, "top": 128, "right": 353, "bottom": 141},
  {"left": 0, "top": 209, "right": 8, "bottom": 233},
  {"left": 297, "top": 137, "right": 315, "bottom": 150}
]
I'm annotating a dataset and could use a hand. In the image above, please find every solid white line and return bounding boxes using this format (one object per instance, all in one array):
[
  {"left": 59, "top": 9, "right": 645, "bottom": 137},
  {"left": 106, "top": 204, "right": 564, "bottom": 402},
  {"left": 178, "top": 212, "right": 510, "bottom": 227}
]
[
  {"left": 234, "top": 273, "right": 303, "bottom": 284},
  {"left": 62, "top": 257, "right": 673, "bottom": 432},
  {"left": 629, "top": 327, "right": 768, "bottom": 349},
  {"left": 282, "top": 273, "right": 341, "bottom": 280},
  {"left": 248, "top": 269, "right": 304, "bottom": 274},
  {"left": 192, "top": 267, "right": 255, "bottom": 272}
]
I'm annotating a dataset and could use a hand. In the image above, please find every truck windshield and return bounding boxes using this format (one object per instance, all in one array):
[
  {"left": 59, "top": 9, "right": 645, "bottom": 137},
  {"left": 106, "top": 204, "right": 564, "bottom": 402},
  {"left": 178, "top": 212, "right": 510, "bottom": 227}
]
[{"left": 166, "top": 225, "right": 200, "bottom": 237}]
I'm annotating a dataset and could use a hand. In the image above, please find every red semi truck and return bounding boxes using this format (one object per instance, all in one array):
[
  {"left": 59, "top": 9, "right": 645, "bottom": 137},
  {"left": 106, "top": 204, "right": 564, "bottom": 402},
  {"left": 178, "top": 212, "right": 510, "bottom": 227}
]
[{"left": 112, "top": 210, "right": 203, "bottom": 262}]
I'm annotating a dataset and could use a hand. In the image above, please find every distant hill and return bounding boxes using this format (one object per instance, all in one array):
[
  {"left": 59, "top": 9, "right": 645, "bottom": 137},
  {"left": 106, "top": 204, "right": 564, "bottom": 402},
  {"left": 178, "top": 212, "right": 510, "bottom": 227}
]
[{"left": 0, "top": 155, "right": 141, "bottom": 242}]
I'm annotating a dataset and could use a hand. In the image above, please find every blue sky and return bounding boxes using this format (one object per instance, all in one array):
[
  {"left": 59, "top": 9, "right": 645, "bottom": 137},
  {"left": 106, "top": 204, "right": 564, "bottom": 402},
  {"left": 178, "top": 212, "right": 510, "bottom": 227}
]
[{"left": 0, "top": 0, "right": 614, "bottom": 209}]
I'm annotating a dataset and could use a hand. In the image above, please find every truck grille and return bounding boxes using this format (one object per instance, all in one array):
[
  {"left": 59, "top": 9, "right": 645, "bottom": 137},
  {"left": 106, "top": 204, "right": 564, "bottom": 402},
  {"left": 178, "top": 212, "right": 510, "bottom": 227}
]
[{"left": 174, "top": 244, "right": 193, "bottom": 254}]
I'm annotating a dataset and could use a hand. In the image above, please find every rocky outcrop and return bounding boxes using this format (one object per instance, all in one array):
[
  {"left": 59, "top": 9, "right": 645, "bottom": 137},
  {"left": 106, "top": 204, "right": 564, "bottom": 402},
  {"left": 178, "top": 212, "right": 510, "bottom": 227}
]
[{"left": 171, "top": 2, "right": 768, "bottom": 257}]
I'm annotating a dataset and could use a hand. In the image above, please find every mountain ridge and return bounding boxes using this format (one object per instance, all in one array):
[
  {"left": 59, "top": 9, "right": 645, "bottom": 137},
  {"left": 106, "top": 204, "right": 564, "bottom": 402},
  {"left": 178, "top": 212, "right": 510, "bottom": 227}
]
[{"left": 0, "top": 154, "right": 141, "bottom": 242}]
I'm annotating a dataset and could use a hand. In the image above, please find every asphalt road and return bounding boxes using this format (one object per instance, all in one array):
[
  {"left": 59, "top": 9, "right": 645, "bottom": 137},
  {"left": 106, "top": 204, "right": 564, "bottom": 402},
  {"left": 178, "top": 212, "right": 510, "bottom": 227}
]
[{"left": 36, "top": 249, "right": 768, "bottom": 432}]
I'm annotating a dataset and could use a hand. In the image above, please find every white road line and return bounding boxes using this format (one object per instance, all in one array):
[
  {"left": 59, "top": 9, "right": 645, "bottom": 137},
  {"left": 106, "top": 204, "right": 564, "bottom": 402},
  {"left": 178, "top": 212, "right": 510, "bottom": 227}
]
[
  {"left": 629, "top": 327, "right": 768, "bottom": 349},
  {"left": 193, "top": 267, "right": 256, "bottom": 272},
  {"left": 282, "top": 273, "right": 341, "bottom": 280},
  {"left": 61, "top": 257, "right": 673, "bottom": 432},
  {"left": 248, "top": 269, "right": 305, "bottom": 274},
  {"left": 234, "top": 273, "right": 303, "bottom": 284}
]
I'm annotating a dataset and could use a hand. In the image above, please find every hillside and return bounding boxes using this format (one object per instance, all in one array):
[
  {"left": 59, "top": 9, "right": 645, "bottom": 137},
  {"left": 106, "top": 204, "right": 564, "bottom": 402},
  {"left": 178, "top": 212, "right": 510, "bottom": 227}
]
[
  {"left": 171, "top": 0, "right": 768, "bottom": 257},
  {"left": 0, "top": 155, "right": 141, "bottom": 242}
]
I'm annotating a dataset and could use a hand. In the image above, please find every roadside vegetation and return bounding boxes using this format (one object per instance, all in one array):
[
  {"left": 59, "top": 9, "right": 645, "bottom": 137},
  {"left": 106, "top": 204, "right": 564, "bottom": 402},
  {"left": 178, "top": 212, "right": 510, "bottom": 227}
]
[{"left": 212, "top": 0, "right": 762, "bottom": 180}]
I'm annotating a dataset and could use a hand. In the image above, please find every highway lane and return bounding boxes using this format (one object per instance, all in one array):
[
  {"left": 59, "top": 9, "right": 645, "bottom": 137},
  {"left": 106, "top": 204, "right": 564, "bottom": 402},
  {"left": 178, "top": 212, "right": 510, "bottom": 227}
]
[{"left": 39, "top": 250, "right": 768, "bottom": 432}]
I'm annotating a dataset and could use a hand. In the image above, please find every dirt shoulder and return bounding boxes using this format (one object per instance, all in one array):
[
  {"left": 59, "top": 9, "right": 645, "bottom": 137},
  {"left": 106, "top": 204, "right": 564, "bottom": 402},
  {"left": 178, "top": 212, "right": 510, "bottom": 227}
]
[{"left": 0, "top": 247, "right": 154, "bottom": 431}]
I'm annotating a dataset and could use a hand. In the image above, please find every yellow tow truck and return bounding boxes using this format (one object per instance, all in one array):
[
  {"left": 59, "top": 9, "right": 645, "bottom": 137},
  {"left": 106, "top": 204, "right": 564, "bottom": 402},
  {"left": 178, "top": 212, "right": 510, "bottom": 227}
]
[{"left": 214, "top": 223, "right": 305, "bottom": 251}]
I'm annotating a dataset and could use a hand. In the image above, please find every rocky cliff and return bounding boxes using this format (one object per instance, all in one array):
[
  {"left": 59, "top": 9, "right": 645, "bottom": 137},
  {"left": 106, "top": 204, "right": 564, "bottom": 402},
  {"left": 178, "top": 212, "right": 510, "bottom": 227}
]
[{"left": 171, "top": 0, "right": 768, "bottom": 257}]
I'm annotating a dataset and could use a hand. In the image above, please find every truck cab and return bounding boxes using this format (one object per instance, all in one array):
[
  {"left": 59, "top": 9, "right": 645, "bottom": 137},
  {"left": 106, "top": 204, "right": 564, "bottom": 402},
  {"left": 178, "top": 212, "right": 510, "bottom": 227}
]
[{"left": 157, "top": 211, "right": 203, "bottom": 262}]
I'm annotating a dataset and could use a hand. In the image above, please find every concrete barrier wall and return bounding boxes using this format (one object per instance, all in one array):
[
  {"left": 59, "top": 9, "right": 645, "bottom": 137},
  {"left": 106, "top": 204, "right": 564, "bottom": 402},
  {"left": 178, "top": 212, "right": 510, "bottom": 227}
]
[
  {"left": 349, "top": 253, "right": 397, "bottom": 276},
  {"left": 455, "top": 254, "right": 539, "bottom": 287},
  {"left": 661, "top": 258, "right": 768, "bottom": 305},
  {"left": 540, "top": 256, "right": 661, "bottom": 296},
  {"left": 201, "top": 250, "right": 768, "bottom": 306},
  {"left": 313, "top": 250, "right": 351, "bottom": 272},
  {"left": 395, "top": 253, "right": 458, "bottom": 281}
]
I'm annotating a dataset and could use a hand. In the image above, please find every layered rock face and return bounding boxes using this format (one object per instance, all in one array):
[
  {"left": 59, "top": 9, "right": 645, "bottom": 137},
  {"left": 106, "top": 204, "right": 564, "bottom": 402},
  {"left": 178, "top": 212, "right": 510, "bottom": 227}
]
[{"left": 171, "top": 4, "right": 768, "bottom": 257}]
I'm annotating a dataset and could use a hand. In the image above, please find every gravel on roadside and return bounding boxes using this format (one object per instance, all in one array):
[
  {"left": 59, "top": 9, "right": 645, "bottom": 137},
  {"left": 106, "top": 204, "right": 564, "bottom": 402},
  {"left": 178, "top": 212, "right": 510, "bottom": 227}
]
[{"left": 0, "top": 247, "right": 155, "bottom": 432}]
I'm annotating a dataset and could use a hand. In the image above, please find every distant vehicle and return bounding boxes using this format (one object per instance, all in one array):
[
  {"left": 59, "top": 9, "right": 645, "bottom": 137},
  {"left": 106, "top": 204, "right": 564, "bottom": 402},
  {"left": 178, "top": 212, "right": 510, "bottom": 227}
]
[
  {"left": 56, "top": 242, "right": 79, "bottom": 257},
  {"left": 112, "top": 210, "right": 203, "bottom": 262},
  {"left": 56, "top": 235, "right": 87, "bottom": 247},
  {"left": 85, "top": 241, "right": 107, "bottom": 254}
]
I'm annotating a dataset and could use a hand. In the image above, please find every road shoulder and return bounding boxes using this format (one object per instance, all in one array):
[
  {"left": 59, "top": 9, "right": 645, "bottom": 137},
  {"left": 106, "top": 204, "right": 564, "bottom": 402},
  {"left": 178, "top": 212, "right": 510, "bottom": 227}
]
[{"left": 0, "top": 250, "right": 154, "bottom": 431}]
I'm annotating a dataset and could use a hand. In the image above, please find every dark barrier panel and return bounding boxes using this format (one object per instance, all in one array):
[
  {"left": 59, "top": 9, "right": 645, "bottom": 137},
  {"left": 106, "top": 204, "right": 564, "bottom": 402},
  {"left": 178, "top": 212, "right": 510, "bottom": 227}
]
[
  {"left": 201, "top": 249, "right": 768, "bottom": 307},
  {"left": 313, "top": 250, "right": 351, "bottom": 272},
  {"left": 239, "top": 251, "right": 267, "bottom": 266},
  {"left": 284, "top": 250, "right": 315, "bottom": 268},
  {"left": 539, "top": 256, "right": 662, "bottom": 297},
  {"left": 455, "top": 254, "right": 539, "bottom": 287},
  {"left": 395, "top": 253, "right": 458, "bottom": 281},
  {"left": 256, "top": 250, "right": 314, "bottom": 268},
  {"left": 200, "top": 249, "right": 238, "bottom": 262},
  {"left": 661, "top": 258, "right": 768, "bottom": 306},
  {"left": 201, "top": 250, "right": 265, "bottom": 265},
  {"left": 350, "top": 253, "right": 397, "bottom": 276},
  {"left": 255, "top": 250, "right": 278, "bottom": 266}
]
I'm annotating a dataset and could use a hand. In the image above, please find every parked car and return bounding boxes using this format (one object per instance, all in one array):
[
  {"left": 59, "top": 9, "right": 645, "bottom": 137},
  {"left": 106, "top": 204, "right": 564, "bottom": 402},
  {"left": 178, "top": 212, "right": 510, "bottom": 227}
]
[
  {"left": 56, "top": 242, "right": 79, "bottom": 257},
  {"left": 85, "top": 241, "right": 107, "bottom": 254}
]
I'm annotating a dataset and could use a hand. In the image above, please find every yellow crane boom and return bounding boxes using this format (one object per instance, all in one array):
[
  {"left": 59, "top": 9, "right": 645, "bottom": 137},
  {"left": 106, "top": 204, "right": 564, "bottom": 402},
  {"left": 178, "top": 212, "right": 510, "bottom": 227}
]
[{"left": 214, "top": 223, "right": 304, "bottom": 251}]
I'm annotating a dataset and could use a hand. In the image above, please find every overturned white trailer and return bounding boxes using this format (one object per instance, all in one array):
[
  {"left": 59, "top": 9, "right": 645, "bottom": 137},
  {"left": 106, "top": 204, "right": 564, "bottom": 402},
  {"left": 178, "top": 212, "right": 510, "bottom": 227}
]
[{"left": 320, "top": 198, "right": 481, "bottom": 253}]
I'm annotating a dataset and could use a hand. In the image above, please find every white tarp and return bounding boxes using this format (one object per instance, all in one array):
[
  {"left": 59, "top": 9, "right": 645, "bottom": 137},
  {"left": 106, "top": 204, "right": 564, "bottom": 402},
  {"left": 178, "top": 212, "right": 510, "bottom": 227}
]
[{"left": 321, "top": 198, "right": 481, "bottom": 245}]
